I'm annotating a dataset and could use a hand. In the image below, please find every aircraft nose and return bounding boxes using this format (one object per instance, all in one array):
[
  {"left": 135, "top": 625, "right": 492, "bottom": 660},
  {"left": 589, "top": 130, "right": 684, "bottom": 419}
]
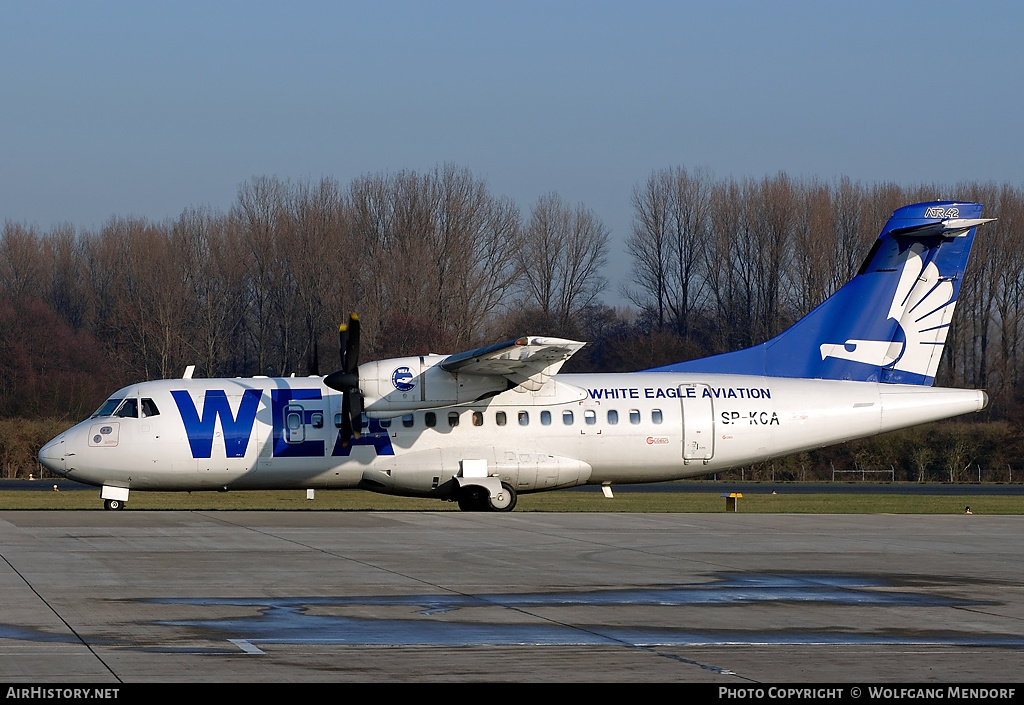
[{"left": 38, "top": 433, "right": 67, "bottom": 475}]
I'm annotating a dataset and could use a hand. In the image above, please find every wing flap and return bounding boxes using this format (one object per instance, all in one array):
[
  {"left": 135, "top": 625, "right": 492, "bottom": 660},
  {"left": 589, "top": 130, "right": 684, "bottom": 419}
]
[{"left": 441, "top": 336, "right": 586, "bottom": 390}]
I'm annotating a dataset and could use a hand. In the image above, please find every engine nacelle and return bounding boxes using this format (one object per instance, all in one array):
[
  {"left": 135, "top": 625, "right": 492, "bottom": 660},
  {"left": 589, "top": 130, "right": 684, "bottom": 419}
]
[{"left": 359, "top": 356, "right": 508, "bottom": 416}]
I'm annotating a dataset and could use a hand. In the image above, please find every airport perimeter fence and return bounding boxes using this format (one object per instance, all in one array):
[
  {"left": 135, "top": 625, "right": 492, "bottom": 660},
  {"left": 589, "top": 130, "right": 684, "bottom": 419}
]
[{"left": 706, "top": 462, "right": 1022, "bottom": 485}]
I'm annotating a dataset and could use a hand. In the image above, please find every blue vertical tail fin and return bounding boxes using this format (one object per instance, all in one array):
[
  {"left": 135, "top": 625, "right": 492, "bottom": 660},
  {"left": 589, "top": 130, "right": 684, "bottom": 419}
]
[{"left": 650, "top": 201, "right": 994, "bottom": 385}]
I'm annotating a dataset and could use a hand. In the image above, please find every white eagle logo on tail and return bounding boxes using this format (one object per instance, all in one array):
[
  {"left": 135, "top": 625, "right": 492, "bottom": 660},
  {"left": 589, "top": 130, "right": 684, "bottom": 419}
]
[{"left": 819, "top": 244, "right": 955, "bottom": 379}]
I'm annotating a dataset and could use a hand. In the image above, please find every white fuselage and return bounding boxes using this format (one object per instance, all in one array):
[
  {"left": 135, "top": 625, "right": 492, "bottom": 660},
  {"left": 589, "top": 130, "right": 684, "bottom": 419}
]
[{"left": 39, "top": 372, "right": 986, "bottom": 498}]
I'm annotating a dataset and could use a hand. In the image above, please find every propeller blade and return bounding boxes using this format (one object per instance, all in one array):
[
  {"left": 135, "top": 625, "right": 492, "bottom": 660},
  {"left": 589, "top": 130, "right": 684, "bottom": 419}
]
[
  {"left": 339, "top": 391, "right": 353, "bottom": 448},
  {"left": 345, "top": 313, "right": 360, "bottom": 373},
  {"left": 329, "top": 313, "right": 363, "bottom": 447},
  {"left": 338, "top": 323, "right": 349, "bottom": 370},
  {"left": 351, "top": 391, "right": 362, "bottom": 440}
]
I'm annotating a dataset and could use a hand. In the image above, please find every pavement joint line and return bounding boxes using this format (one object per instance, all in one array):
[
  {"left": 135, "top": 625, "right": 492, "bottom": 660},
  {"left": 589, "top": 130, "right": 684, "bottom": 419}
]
[
  {"left": 190, "top": 510, "right": 750, "bottom": 666},
  {"left": 0, "top": 550, "right": 122, "bottom": 682}
]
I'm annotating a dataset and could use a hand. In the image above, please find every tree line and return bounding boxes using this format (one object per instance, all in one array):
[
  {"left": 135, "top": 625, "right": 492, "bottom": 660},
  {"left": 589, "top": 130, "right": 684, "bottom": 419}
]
[
  {"left": 0, "top": 165, "right": 609, "bottom": 419},
  {"left": 3, "top": 164, "right": 1024, "bottom": 480},
  {"left": 622, "top": 168, "right": 1024, "bottom": 419}
]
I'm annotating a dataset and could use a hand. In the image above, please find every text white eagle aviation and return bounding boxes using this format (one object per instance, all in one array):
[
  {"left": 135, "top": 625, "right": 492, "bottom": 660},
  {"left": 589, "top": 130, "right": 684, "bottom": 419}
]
[{"left": 38, "top": 201, "right": 993, "bottom": 511}]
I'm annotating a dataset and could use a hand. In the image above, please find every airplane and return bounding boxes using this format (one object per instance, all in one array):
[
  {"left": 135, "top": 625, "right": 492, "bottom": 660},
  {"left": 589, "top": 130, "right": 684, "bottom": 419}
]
[{"left": 38, "top": 201, "right": 993, "bottom": 511}]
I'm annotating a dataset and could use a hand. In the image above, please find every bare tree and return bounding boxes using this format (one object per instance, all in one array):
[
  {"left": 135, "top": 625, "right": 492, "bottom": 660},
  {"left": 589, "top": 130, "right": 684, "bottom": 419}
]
[
  {"left": 791, "top": 180, "right": 834, "bottom": 314},
  {"left": 0, "top": 222, "right": 45, "bottom": 301},
  {"left": 352, "top": 166, "right": 522, "bottom": 355},
  {"left": 626, "top": 166, "right": 712, "bottom": 338},
  {"left": 992, "top": 186, "right": 1024, "bottom": 401},
  {"left": 173, "top": 207, "right": 247, "bottom": 377},
  {"left": 625, "top": 173, "right": 671, "bottom": 328},
  {"left": 749, "top": 173, "right": 797, "bottom": 340},
  {"left": 424, "top": 165, "right": 522, "bottom": 344},
  {"left": 279, "top": 177, "right": 352, "bottom": 373},
  {"left": 232, "top": 176, "right": 288, "bottom": 374},
  {"left": 41, "top": 223, "right": 87, "bottom": 330},
  {"left": 705, "top": 177, "right": 758, "bottom": 350},
  {"left": 831, "top": 177, "right": 869, "bottom": 288},
  {"left": 350, "top": 169, "right": 442, "bottom": 354},
  {"left": 518, "top": 192, "right": 608, "bottom": 327}
]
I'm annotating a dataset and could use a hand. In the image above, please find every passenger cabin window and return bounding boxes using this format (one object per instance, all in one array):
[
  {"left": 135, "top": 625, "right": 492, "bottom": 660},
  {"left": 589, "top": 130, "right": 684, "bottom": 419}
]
[
  {"left": 518, "top": 411, "right": 529, "bottom": 426},
  {"left": 402, "top": 414, "right": 414, "bottom": 428},
  {"left": 652, "top": 409, "right": 663, "bottom": 424},
  {"left": 584, "top": 409, "right": 596, "bottom": 425},
  {"left": 629, "top": 409, "right": 641, "bottom": 425},
  {"left": 541, "top": 410, "right": 551, "bottom": 425},
  {"left": 115, "top": 399, "right": 138, "bottom": 418},
  {"left": 562, "top": 410, "right": 574, "bottom": 425},
  {"left": 141, "top": 398, "right": 160, "bottom": 417},
  {"left": 607, "top": 409, "right": 618, "bottom": 424},
  {"left": 496, "top": 411, "right": 507, "bottom": 426},
  {"left": 472, "top": 411, "right": 483, "bottom": 426},
  {"left": 448, "top": 411, "right": 460, "bottom": 427},
  {"left": 425, "top": 412, "right": 436, "bottom": 428},
  {"left": 380, "top": 417, "right": 391, "bottom": 428}
]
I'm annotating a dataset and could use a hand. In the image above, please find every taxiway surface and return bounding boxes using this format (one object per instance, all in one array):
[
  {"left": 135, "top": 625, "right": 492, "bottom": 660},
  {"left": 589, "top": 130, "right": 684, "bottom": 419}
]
[{"left": 1, "top": 511, "right": 1021, "bottom": 682}]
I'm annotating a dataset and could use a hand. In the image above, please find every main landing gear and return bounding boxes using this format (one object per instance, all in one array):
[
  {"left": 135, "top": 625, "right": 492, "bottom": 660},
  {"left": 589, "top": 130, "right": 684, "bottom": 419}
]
[
  {"left": 103, "top": 498, "right": 125, "bottom": 511},
  {"left": 457, "top": 482, "right": 517, "bottom": 512}
]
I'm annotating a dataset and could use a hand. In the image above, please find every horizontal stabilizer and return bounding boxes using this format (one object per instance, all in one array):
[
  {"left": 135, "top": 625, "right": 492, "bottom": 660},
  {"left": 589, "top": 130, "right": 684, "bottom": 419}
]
[{"left": 889, "top": 217, "right": 994, "bottom": 239}]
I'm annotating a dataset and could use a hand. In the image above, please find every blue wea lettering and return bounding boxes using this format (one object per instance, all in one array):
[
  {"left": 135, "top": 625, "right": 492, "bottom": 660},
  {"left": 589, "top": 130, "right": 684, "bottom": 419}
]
[
  {"left": 173, "top": 389, "right": 395, "bottom": 459},
  {"left": 171, "top": 389, "right": 261, "bottom": 458}
]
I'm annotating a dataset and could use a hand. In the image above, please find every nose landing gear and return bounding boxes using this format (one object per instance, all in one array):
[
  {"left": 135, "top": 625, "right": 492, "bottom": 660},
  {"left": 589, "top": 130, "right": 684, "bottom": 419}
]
[{"left": 101, "top": 486, "right": 130, "bottom": 511}]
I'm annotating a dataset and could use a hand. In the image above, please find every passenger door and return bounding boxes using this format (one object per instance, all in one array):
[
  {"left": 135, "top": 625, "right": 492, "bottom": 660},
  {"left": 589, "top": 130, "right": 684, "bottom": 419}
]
[{"left": 679, "top": 384, "right": 714, "bottom": 464}]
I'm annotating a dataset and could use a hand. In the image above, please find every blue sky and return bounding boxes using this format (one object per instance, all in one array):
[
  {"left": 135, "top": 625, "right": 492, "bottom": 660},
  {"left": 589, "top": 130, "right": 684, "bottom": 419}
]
[{"left": 3, "top": 1, "right": 1022, "bottom": 300}]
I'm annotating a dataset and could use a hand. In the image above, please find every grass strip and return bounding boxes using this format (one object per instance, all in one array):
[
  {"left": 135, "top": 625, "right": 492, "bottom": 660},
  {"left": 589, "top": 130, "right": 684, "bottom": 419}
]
[{"left": 0, "top": 489, "right": 1019, "bottom": 513}]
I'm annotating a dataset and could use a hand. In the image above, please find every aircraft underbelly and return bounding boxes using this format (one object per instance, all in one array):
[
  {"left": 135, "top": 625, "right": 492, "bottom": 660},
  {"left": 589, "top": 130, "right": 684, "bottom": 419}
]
[{"left": 362, "top": 448, "right": 447, "bottom": 494}]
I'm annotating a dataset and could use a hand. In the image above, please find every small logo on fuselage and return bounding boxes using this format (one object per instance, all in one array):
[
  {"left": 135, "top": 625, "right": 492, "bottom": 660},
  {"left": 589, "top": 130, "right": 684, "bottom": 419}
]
[{"left": 392, "top": 366, "right": 415, "bottom": 392}]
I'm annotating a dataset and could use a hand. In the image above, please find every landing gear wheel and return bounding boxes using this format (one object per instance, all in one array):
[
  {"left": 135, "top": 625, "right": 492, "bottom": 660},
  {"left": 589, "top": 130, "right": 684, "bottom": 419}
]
[
  {"left": 487, "top": 482, "right": 517, "bottom": 512},
  {"left": 103, "top": 499, "right": 124, "bottom": 511},
  {"left": 457, "top": 486, "right": 489, "bottom": 512}
]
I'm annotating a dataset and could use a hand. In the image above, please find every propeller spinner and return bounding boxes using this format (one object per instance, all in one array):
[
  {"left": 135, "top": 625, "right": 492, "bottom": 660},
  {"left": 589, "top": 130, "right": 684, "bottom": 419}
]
[{"left": 324, "top": 314, "right": 362, "bottom": 447}]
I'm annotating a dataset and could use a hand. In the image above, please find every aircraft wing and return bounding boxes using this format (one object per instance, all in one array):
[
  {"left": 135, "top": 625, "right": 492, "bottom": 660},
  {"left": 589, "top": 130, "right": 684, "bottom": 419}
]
[{"left": 441, "top": 336, "right": 586, "bottom": 390}]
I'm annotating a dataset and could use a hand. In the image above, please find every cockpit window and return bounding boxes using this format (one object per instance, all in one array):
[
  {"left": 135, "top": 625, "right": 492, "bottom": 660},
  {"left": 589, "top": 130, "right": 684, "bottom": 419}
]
[
  {"left": 141, "top": 398, "right": 160, "bottom": 417},
  {"left": 92, "top": 398, "right": 124, "bottom": 418},
  {"left": 115, "top": 399, "right": 139, "bottom": 418}
]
